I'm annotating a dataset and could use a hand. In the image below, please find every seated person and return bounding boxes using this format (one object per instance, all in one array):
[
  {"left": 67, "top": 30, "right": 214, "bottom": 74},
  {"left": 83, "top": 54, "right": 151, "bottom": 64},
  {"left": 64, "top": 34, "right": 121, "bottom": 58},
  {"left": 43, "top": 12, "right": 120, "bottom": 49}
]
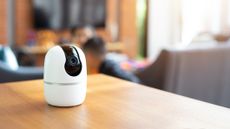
[
  {"left": 71, "top": 25, "right": 96, "bottom": 47},
  {"left": 82, "top": 37, "right": 140, "bottom": 83}
]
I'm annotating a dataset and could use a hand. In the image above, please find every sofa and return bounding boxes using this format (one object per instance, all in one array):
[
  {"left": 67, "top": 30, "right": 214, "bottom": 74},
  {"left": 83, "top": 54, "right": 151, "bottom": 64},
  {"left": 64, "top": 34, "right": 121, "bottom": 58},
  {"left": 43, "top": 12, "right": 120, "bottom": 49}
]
[
  {"left": 0, "top": 45, "right": 43, "bottom": 83},
  {"left": 137, "top": 45, "right": 230, "bottom": 108},
  {"left": 0, "top": 62, "right": 43, "bottom": 83}
]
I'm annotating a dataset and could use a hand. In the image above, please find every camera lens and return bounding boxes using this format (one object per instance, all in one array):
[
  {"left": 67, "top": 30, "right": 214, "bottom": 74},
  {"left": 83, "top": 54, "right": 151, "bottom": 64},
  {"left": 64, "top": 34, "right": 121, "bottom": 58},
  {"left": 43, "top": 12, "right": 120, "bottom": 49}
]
[
  {"left": 68, "top": 56, "right": 79, "bottom": 66},
  {"left": 61, "top": 45, "right": 82, "bottom": 76},
  {"left": 71, "top": 58, "right": 76, "bottom": 63}
]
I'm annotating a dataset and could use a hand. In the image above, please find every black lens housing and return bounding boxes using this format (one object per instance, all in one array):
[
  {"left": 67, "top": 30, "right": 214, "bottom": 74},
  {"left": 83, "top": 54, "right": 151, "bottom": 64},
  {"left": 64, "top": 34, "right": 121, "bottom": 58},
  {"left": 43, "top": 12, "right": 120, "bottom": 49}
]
[{"left": 61, "top": 45, "right": 82, "bottom": 76}]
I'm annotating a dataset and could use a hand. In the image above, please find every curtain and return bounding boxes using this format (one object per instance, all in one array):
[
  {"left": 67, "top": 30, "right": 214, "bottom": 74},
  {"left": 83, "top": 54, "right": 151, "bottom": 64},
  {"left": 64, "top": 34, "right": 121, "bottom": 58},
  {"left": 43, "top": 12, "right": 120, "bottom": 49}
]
[
  {"left": 147, "top": 0, "right": 181, "bottom": 60},
  {"left": 147, "top": 0, "right": 230, "bottom": 59},
  {"left": 181, "top": 0, "right": 230, "bottom": 44}
]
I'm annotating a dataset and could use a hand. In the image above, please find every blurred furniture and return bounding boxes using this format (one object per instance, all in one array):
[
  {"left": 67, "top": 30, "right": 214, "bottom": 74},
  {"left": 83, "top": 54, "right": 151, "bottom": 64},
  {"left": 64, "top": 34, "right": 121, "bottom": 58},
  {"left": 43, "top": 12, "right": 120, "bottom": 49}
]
[
  {"left": 0, "top": 46, "right": 43, "bottom": 83},
  {"left": 0, "top": 61, "right": 43, "bottom": 83},
  {"left": 36, "top": 30, "right": 57, "bottom": 47},
  {"left": 137, "top": 45, "right": 230, "bottom": 108},
  {"left": 21, "top": 42, "right": 125, "bottom": 54},
  {"left": 1, "top": 74, "right": 230, "bottom": 129},
  {"left": 18, "top": 46, "right": 50, "bottom": 66},
  {"left": 19, "top": 42, "right": 125, "bottom": 66},
  {"left": 106, "top": 42, "right": 125, "bottom": 52},
  {"left": 0, "top": 45, "right": 18, "bottom": 70}
]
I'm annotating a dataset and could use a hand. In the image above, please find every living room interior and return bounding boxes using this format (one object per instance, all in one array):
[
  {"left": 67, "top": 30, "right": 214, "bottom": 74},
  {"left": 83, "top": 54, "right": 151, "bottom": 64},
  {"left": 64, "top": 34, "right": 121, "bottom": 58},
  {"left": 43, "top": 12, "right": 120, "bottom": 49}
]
[{"left": 1, "top": 0, "right": 230, "bottom": 128}]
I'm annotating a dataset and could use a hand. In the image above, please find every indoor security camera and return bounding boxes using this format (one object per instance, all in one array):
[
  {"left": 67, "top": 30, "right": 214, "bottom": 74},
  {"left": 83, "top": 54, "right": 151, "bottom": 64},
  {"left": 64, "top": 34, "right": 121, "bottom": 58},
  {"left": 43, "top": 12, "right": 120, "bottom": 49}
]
[{"left": 44, "top": 45, "right": 87, "bottom": 107}]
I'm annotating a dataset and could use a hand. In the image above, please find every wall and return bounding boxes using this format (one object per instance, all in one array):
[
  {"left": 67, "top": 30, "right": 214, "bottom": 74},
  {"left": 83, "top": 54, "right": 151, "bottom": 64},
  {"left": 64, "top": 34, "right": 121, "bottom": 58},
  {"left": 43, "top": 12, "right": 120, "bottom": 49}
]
[
  {"left": 15, "top": 0, "right": 33, "bottom": 46},
  {"left": 120, "top": 0, "right": 138, "bottom": 58},
  {"left": 0, "top": 0, "right": 7, "bottom": 45}
]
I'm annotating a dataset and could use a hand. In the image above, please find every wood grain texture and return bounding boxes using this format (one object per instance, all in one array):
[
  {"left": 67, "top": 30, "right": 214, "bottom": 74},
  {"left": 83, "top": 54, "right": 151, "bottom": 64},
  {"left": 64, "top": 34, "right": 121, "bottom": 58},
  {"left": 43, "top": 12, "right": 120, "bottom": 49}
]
[{"left": 0, "top": 74, "right": 230, "bottom": 129}]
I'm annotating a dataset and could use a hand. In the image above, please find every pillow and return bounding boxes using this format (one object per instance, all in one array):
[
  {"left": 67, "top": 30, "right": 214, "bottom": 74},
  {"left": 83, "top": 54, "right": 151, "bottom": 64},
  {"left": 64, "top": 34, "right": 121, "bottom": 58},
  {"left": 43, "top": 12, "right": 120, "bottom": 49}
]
[
  {"left": 0, "top": 46, "right": 19, "bottom": 70},
  {"left": 0, "top": 46, "right": 4, "bottom": 61}
]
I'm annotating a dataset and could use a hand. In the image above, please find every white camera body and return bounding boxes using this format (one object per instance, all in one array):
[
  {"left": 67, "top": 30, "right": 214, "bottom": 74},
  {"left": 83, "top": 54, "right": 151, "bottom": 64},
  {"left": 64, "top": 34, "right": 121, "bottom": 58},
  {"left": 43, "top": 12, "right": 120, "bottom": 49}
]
[{"left": 44, "top": 45, "right": 87, "bottom": 107}]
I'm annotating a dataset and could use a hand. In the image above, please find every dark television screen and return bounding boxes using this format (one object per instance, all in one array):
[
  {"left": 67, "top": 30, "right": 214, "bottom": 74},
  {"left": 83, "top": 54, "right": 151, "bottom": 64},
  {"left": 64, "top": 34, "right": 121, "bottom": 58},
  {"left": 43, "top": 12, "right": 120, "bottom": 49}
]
[{"left": 33, "top": 0, "right": 106, "bottom": 29}]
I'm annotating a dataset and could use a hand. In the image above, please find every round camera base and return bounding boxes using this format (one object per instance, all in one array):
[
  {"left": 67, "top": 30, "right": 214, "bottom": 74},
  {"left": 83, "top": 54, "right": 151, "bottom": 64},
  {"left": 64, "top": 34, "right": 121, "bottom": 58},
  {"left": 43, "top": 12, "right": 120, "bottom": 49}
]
[{"left": 44, "top": 82, "right": 86, "bottom": 107}]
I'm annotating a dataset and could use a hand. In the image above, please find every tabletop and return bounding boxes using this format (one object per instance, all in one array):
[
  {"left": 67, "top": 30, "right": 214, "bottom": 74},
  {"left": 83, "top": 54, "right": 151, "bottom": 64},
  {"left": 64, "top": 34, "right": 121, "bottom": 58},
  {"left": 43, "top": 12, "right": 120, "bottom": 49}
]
[{"left": 0, "top": 74, "right": 230, "bottom": 129}]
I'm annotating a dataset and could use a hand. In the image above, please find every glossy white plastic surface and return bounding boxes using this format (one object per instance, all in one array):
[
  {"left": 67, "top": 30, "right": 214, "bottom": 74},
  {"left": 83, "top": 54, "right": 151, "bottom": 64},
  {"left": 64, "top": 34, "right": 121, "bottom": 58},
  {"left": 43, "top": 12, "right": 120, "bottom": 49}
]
[{"left": 44, "top": 45, "right": 87, "bottom": 107}]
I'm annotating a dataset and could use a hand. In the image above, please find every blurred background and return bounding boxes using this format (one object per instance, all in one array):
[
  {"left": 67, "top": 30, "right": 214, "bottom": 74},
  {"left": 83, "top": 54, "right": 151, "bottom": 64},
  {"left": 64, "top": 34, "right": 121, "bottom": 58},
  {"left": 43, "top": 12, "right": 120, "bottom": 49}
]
[
  {"left": 0, "top": 0, "right": 143, "bottom": 66},
  {"left": 1, "top": 0, "right": 230, "bottom": 108}
]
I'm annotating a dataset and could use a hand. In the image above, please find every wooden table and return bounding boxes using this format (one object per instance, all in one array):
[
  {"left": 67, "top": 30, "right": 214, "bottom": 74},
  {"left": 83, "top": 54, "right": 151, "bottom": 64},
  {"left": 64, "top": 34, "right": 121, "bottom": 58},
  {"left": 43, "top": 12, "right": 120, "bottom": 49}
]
[{"left": 0, "top": 74, "right": 230, "bottom": 129}]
